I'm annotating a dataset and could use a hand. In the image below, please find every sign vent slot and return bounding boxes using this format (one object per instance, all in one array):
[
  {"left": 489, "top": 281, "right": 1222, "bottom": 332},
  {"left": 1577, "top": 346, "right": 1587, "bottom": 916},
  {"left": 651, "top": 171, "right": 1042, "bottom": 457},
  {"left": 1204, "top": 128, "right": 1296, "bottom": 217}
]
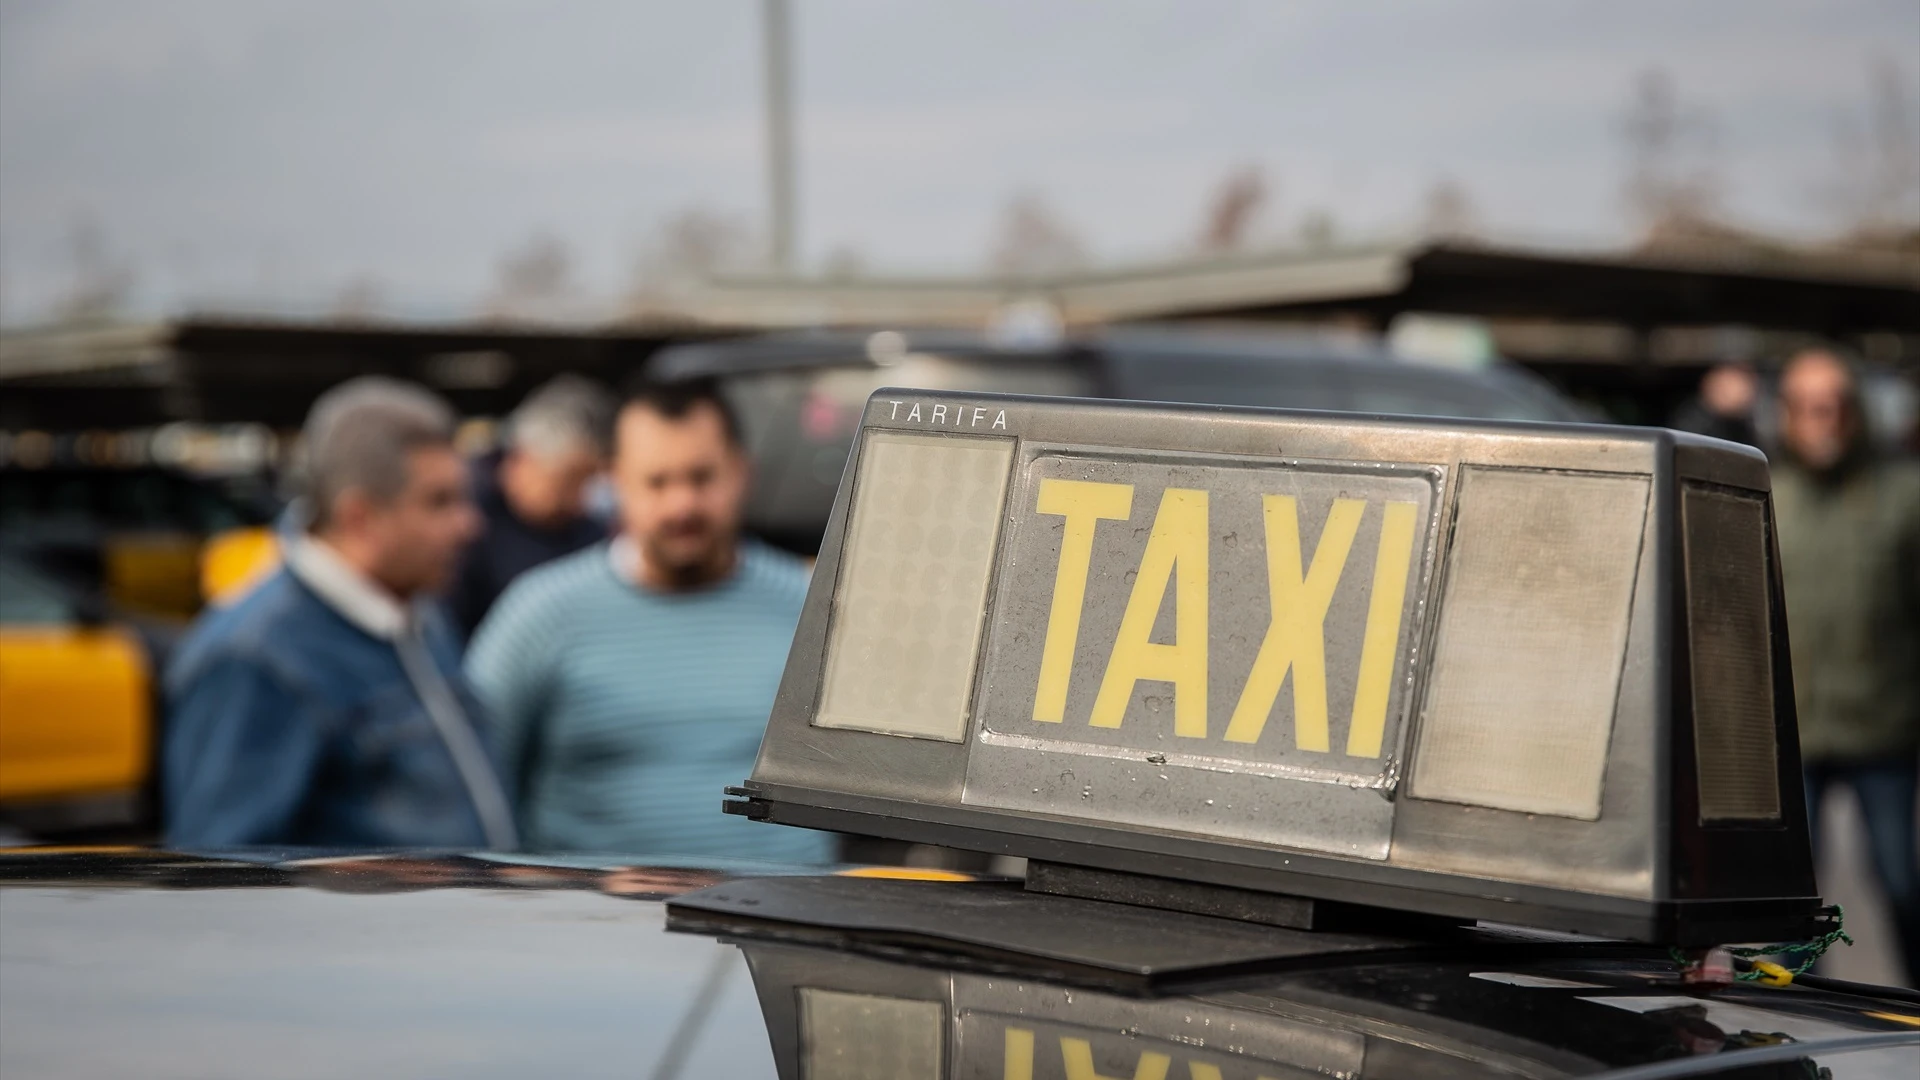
[{"left": 1683, "top": 483, "right": 1781, "bottom": 824}]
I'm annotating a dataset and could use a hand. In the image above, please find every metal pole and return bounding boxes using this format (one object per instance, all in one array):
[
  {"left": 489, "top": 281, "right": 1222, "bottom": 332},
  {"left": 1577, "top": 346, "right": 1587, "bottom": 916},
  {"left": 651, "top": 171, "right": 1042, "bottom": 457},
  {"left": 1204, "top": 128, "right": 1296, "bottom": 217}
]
[{"left": 762, "top": 0, "right": 796, "bottom": 273}]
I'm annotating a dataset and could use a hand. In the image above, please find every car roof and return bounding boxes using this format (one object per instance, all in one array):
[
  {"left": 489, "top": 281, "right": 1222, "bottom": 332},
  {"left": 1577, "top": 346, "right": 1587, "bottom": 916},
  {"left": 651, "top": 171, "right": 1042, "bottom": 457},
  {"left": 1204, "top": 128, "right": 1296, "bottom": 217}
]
[
  {"left": 648, "top": 325, "right": 1589, "bottom": 426},
  {"left": 648, "top": 324, "right": 1401, "bottom": 379},
  {"left": 3, "top": 848, "right": 1914, "bottom": 1079}
]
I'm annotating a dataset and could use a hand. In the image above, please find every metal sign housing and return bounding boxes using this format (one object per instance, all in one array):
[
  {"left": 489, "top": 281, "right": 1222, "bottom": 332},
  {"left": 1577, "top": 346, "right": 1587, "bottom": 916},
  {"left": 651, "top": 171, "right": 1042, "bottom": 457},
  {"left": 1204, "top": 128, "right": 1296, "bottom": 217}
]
[{"left": 730, "top": 390, "right": 1819, "bottom": 945}]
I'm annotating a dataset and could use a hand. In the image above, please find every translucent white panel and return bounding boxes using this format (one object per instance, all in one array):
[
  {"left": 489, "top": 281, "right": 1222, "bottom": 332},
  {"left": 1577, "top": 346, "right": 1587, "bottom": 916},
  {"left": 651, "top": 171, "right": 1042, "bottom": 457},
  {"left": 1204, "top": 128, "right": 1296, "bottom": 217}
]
[
  {"left": 800, "top": 989, "right": 944, "bottom": 1080},
  {"left": 1410, "top": 467, "right": 1650, "bottom": 820},
  {"left": 815, "top": 431, "right": 1014, "bottom": 741}
]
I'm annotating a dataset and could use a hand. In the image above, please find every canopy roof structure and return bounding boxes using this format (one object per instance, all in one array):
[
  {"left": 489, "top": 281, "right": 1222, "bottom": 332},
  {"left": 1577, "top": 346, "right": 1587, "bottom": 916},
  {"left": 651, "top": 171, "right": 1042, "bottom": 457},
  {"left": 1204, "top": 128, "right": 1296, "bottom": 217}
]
[
  {"left": 680, "top": 238, "right": 1920, "bottom": 336},
  {"left": 0, "top": 317, "right": 698, "bottom": 429},
  {"left": 3, "top": 239, "right": 1913, "bottom": 430}
]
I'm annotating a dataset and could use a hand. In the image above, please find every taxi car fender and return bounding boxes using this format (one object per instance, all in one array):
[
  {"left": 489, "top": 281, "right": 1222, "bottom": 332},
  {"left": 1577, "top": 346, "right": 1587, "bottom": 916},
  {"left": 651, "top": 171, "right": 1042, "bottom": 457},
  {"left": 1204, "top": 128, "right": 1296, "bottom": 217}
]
[
  {"left": 0, "top": 622, "right": 148, "bottom": 802},
  {"left": 0, "top": 555, "right": 152, "bottom": 814}
]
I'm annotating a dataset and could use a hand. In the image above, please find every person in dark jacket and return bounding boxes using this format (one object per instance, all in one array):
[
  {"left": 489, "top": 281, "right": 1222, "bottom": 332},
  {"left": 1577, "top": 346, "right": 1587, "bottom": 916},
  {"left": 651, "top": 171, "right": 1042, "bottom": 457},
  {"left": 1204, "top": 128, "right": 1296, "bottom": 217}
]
[
  {"left": 164, "top": 377, "right": 516, "bottom": 850},
  {"left": 1771, "top": 347, "right": 1920, "bottom": 985},
  {"left": 446, "top": 375, "right": 613, "bottom": 640},
  {"left": 1670, "top": 362, "right": 1761, "bottom": 447}
]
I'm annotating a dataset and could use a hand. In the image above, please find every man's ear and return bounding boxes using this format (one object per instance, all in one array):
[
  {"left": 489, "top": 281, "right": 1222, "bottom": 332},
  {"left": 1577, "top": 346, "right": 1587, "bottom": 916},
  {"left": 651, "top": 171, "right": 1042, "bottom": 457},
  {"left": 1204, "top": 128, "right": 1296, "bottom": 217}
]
[{"left": 329, "top": 488, "right": 376, "bottom": 534}]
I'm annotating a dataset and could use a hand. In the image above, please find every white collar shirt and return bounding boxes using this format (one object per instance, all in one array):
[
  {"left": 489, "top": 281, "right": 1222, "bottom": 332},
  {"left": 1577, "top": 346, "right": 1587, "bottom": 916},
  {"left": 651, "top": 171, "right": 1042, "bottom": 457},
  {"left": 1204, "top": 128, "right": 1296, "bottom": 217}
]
[{"left": 282, "top": 534, "right": 415, "bottom": 640}]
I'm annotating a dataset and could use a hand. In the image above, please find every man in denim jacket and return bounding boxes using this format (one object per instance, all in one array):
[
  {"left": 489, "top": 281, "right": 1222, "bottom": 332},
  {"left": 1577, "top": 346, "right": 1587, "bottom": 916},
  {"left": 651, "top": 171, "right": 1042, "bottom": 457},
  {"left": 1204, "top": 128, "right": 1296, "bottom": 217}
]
[{"left": 164, "top": 378, "right": 516, "bottom": 850}]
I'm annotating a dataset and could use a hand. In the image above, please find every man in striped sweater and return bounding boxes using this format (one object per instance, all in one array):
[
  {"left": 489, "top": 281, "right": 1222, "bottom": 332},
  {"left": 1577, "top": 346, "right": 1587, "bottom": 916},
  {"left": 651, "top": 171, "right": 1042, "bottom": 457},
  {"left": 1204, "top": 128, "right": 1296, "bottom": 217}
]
[{"left": 466, "top": 378, "right": 833, "bottom": 863}]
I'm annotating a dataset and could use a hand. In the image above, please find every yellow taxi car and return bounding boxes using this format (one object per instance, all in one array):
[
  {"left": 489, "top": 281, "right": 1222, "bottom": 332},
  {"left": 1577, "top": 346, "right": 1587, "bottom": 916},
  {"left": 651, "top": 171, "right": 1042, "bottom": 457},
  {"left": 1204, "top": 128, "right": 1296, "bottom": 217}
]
[
  {"left": 0, "top": 462, "right": 280, "bottom": 831},
  {"left": 0, "top": 553, "right": 152, "bottom": 828}
]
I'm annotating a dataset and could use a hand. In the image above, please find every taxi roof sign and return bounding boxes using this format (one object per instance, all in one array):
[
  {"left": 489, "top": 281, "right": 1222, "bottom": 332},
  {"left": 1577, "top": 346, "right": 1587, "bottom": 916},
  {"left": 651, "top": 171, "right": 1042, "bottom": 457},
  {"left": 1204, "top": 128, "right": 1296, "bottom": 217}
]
[{"left": 729, "top": 390, "right": 1821, "bottom": 945}]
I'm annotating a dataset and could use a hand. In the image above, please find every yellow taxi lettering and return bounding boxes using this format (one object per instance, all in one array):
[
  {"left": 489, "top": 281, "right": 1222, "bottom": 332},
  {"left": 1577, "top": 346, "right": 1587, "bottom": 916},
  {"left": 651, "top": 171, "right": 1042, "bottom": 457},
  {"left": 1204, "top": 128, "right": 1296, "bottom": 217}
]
[
  {"left": 1004, "top": 1026, "right": 1036, "bottom": 1080},
  {"left": 1346, "top": 500, "right": 1419, "bottom": 758},
  {"left": 1061, "top": 1036, "right": 1172, "bottom": 1080},
  {"left": 1033, "top": 479, "right": 1136, "bottom": 723},
  {"left": 1030, "top": 484, "right": 1420, "bottom": 756},
  {"left": 1090, "top": 489, "right": 1210, "bottom": 737},
  {"left": 1224, "top": 496, "right": 1363, "bottom": 750}
]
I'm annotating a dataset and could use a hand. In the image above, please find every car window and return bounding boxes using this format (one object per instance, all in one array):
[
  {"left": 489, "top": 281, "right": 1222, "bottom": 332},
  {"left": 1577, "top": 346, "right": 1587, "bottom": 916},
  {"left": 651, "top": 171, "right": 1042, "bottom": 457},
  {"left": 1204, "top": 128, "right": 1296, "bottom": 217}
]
[
  {"left": 713, "top": 345, "right": 1580, "bottom": 556},
  {"left": 722, "top": 354, "right": 1090, "bottom": 554},
  {"left": 0, "top": 469, "right": 260, "bottom": 538},
  {"left": 1106, "top": 350, "right": 1580, "bottom": 423},
  {"left": 40, "top": 476, "right": 99, "bottom": 530},
  {"left": 1348, "top": 366, "right": 1581, "bottom": 422},
  {"left": 0, "top": 558, "right": 75, "bottom": 627},
  {"left": 104, "top": 473, "right": 175, "bottom": 530},
  {"left": 174, "top": 475, "right": 248, "bottom": 533},
  {"left": 1106, "top": 351, "right": 1353, "bottom": 412},
  {"left": 0, "top": 476, "right": 31, "bottom": 531}
]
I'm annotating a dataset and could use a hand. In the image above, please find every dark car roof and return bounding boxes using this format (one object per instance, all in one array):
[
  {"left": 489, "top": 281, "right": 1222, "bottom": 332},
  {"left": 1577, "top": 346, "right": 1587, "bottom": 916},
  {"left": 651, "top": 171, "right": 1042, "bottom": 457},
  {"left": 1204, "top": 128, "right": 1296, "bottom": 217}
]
[
  {"left": 658, "top": 324, "right": 1445, "bottom": 374},
  {"left": 650, "top": 327, "right": 1039, "bottom": 377},
  {"left": 2, "top": 849, "right": 1914, "bottom": 1079},
  {"left": 648, "top": 324, "right": 1588, "bottom": 423},
  {"left": 649, "top": 325, "right": 1591, "bottom": 558}
]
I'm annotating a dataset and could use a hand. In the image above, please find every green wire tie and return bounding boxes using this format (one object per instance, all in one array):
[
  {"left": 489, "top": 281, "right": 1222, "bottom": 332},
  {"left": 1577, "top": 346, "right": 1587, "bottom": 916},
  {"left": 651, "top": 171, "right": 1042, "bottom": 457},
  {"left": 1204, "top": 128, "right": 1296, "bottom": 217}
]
[{"left": 1668, "top": 904, "right": 1853, "bottom": 984}]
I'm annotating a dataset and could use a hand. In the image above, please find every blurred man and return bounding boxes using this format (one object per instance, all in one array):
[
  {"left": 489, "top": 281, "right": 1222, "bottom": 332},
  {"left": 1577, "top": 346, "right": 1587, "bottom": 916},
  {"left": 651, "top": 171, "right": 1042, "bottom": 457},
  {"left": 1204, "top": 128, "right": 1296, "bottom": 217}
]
[
  {"left": 1771, "top": 348, "right": 1920, "bottom": 982},
  {"left": 467, "top": 379, "right": 829, "bottom": 862},
  {"left": 1670, "top": 362, "right": 1760, "bottom": 447},
  {"left": 164, "top": 378, "right": 516, "bottom": 850},
  {"left": 447, "top": 375, "right": 614, "bottom": 640}
]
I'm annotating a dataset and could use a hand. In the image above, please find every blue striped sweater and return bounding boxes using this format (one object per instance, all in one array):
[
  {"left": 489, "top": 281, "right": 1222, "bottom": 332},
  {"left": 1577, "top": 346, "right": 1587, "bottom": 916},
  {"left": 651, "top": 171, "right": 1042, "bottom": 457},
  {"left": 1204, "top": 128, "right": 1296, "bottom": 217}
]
[{"left": 465, "top": 540, "right": 832, "bottom": 863}]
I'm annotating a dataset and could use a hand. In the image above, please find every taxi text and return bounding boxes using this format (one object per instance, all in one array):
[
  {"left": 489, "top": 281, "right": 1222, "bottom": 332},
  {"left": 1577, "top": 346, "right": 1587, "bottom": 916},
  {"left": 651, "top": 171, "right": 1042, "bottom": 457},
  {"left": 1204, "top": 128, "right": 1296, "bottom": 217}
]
[
  {"left": 1031, "top": 478, "right": 1418, "bottom": 759},
  {"left": 1002, "top": 1027, "right": 1275, "bottom": 1080}
]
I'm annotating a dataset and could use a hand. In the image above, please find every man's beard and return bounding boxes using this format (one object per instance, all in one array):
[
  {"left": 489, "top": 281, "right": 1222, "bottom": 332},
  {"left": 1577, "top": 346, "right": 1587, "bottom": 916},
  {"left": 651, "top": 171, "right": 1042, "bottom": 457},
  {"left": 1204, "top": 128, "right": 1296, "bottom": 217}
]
[
  {"left": 640, "top": 521, "right": 737, "bottom": 590},
  {"left": 1787, "top": 424, "right": 1863, "bottom": 478}
]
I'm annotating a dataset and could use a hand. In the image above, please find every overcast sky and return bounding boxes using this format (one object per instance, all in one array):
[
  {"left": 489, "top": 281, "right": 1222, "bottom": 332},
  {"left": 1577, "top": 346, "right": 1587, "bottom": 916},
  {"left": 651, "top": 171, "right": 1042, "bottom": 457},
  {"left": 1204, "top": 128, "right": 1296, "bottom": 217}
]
[{"left": 1, "top": 0, "right": 1915, "bottom": 324}]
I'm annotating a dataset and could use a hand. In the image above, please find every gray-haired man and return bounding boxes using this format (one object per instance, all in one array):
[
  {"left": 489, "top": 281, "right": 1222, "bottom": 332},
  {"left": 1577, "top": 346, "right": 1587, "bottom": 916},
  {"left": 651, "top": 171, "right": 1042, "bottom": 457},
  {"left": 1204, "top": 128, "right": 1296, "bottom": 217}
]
[
  {"left": 164, "top": 377, "right": 516, "bottom": 849},
  {"left": 447, "top": 375, "right": 614, "bottom": 639}
]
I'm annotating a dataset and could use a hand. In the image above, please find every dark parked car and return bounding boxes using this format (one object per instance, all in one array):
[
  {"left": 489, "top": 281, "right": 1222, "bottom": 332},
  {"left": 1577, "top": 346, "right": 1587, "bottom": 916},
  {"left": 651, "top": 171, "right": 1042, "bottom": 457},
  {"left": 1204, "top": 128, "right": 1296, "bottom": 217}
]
[
  {"left": 1, "top": 849, "right": 1915, "bottom": 1079},
  {"left": 650, "top": 326, "right": 1586, "bottom": 554}
]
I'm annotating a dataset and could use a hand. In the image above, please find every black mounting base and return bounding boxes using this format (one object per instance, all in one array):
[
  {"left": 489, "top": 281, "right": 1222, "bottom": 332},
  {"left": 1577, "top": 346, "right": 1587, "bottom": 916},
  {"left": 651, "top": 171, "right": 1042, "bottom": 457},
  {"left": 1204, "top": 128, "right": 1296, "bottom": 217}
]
[
  {"left": 1024, "top": 861, "right": 1463, "bottom": 936},
  {"left": 724, "top": 783, "right": 1827, "bottom": 947},
  {"left": 664, "top": 873, "right": 1665, "bottom": 994}
]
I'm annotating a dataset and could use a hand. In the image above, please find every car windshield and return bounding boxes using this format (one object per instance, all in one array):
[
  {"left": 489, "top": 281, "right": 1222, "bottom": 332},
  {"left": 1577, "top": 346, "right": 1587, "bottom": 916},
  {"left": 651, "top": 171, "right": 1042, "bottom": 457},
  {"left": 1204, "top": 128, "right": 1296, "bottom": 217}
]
[
  {"left": 716, "top": 341, "right": 1584, "bottom": 554},
  {"left": 0, "top": 468, "right": 262, "bottom": 540},
  {"left": 0, "top": 556, "right": 75, "bottom": 626},
  {"left": 722, "top": 352, "right": 1090, "bottom": 552},
  {"left": 1104, "top": 348, "right": 1584, "bottom": 423}
]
